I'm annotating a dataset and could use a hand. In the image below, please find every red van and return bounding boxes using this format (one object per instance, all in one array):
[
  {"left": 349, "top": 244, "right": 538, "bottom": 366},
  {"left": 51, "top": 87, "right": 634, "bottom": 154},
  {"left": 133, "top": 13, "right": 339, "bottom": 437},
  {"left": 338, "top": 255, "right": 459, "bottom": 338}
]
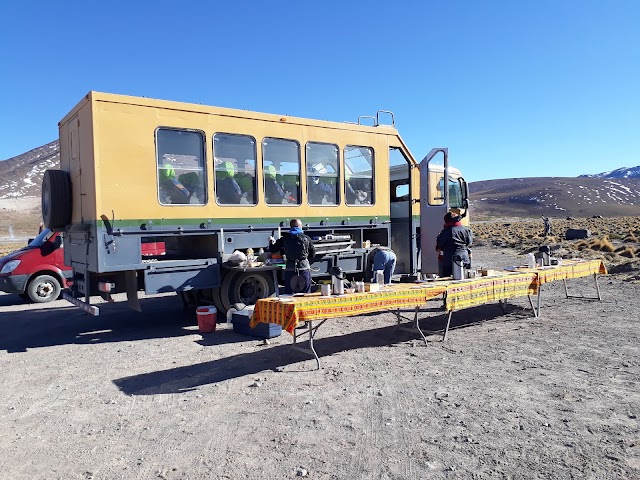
[
  {"left": 0, "top": 229, "right": 70, "bottom": 303},
  {"left": 0, "top": 230, "right": 165, "bottom": 303}
]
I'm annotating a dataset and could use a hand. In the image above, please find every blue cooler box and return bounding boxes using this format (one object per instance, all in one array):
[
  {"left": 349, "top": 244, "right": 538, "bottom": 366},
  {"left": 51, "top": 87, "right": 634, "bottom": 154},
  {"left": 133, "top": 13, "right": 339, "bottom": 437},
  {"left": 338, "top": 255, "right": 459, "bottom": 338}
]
[{"left": 232, "top": 306, "right": 282, "bottom": 339}]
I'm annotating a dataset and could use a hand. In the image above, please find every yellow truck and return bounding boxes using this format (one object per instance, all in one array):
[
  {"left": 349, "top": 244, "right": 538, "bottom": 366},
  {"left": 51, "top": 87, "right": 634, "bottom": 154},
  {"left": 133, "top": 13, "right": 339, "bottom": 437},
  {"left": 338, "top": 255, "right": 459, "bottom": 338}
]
[{"left": 42, "top": 92, "right": 468, "bottom": 315}]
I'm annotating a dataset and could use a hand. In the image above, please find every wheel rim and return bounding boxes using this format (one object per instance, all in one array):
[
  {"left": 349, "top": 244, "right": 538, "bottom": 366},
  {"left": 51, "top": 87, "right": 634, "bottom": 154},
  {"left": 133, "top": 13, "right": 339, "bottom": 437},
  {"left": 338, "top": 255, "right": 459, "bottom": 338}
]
[
  {"left": 234, "top": 274, "right": 270, "bottom": 305},
  {"left": 36, "top": 280, "right": 55, "bottom": 299}
]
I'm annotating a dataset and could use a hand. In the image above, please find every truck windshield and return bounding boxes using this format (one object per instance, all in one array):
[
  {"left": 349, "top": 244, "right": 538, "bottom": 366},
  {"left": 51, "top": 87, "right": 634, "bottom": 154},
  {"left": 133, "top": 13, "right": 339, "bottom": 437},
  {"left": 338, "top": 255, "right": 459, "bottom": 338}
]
[{"left": 28, "top": 228, "right": 55, "bottom": 248}]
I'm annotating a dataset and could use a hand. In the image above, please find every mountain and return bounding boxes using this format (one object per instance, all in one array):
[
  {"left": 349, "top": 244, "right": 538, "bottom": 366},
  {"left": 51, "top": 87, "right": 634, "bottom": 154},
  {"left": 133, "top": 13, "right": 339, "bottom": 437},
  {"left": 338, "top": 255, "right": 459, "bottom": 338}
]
[
  {"left": 0, "top": 140, "right": 59, "bottom": 199},
  {"left": 469, "top": 176, "right": 640, "bottom": 219},
  {"left": 579, "top": 166, "right": 640, "bottom": 179}
]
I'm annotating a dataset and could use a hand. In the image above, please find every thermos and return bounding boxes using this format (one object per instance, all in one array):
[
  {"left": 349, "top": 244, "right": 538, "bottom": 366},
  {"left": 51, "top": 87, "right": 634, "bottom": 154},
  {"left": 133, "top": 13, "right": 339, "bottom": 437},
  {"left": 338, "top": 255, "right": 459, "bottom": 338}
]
[{"left": 332, "top": 276, "right": 344, "bottom": 295}]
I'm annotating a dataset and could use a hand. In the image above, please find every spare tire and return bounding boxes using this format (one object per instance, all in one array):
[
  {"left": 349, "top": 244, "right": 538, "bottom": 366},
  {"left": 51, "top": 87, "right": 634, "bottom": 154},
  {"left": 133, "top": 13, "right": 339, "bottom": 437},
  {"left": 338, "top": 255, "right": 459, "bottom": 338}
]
[{"left": 42, "top": 169, "right": 72, "bottom": 230}]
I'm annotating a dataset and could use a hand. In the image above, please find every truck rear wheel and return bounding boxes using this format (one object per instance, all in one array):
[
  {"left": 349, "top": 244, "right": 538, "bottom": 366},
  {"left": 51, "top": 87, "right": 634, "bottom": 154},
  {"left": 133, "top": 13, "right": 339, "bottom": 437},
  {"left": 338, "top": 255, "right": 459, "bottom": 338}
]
[
  {"left": 27, "top": 274, "right": 62, "bottom": 303},
  {"left": 42, "top": 169, "right": 72, "bottom": 230},
  {"left": 220, "top": 270, "right": 275, "bottom": 312}
]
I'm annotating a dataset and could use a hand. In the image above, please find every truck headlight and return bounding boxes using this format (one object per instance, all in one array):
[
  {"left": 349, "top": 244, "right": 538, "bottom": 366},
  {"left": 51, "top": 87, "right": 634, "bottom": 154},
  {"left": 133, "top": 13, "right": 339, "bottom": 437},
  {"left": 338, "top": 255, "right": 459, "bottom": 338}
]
[{"left": 0, "top": 260, "right": 21, "bottom": 274}]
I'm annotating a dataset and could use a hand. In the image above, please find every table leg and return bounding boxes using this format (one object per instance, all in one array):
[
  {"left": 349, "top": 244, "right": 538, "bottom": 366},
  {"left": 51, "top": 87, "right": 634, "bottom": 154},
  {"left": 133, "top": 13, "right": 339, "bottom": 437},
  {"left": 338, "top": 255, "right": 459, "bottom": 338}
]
[
  {"left": 272, "top": 269, "right": 280, "bottom": 297},
  {"left": 289, "top": 320, "right": 326, "bottom": 370},
  {"left": 394, "top": 306, "right": 429, "bottom": 345},
  {"left": 527, "top": 286, "right": 541, "bottom": 318},
  {"left": 499, "top": 299, "right": 507, "bottom": 314},
  {"left": 563, "top": 274, "right": 603, "bottom": 301},
  {"left": 443, "top": 310, "right": 454, "bottom": 341}
]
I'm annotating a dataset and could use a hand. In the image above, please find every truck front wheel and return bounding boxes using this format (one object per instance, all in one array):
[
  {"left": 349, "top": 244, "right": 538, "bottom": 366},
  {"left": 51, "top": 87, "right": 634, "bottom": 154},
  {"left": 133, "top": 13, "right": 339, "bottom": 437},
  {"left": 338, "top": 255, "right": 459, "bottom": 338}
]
[{"left": 27, "top": 274, "right": 62, "bottom": 303}]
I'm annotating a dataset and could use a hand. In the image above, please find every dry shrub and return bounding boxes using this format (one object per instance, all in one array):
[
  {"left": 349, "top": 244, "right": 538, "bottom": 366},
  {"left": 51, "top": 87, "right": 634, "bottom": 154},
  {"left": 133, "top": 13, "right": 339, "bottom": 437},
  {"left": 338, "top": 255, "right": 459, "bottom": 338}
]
[
  {"left": 623, "top": 234, "right": 638, "bottom": 243},
  {"left": 599, "top": 238, "right": 616, "bottom": 252},
  {"left": 589, "top": 237, "right": 616, "bottom": 252},
  {"left": 619, "top": 247, "right": 636, "bottom": 258}
]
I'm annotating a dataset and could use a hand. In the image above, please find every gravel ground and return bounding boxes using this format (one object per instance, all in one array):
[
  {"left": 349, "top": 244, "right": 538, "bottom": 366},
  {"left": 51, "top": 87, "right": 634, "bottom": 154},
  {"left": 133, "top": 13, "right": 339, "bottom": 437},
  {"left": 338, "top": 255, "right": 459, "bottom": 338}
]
[{"left": 0, "top": 245, "right": 638, "bottom": 479}]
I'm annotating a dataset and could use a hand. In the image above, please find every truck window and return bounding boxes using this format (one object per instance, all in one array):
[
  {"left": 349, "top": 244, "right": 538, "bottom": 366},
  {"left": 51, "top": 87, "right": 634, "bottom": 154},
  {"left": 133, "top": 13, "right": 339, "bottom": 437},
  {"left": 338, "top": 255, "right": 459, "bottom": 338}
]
[
  {"left": 345, "top": 145, "right": 374, "bottom": 205},
  {"left": 262, "top": 138, "right": 300, "bottom": 205},
  {"left": 306, "top": 142, "right": 339, "bottom": 206},
  {"left": 429, "top": 173, "right": 464, "bottom": 208},
  {"left": 213, "top": 133, "right": 257, "bottom": 205},
  {"left": 156, "top": 128, "right": 206, "bottom": 205}
]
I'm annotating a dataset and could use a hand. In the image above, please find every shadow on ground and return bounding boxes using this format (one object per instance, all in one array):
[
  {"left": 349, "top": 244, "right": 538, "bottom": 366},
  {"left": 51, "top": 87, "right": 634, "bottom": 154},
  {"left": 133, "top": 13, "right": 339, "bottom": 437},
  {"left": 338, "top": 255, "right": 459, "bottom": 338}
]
[{"left": 113, "top": 302, "right": 533, "bottom": 395}]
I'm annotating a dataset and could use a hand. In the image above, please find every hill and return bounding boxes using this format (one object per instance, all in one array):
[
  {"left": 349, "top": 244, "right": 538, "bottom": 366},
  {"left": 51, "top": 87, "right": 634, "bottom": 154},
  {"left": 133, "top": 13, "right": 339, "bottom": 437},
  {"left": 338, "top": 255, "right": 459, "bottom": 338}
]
[{"left": 469, "top": 176, "right": 640, "bottom": 220}]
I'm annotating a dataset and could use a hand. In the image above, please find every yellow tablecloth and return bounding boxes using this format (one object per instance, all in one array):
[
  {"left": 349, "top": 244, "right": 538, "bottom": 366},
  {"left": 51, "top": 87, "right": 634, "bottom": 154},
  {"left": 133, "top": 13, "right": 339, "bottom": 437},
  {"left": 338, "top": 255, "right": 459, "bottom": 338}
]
[
  {"left": 250, "top": 259, "right": 607, "bottom": 335},
  {"left": 250, "top": 283, "right": 447, "bottom": 334},
  {"left": 443, "top": 272, "right": 539, "bottom": 311},
  {"left": 514, "top": 259, "right": 608, "bottom": 285}
]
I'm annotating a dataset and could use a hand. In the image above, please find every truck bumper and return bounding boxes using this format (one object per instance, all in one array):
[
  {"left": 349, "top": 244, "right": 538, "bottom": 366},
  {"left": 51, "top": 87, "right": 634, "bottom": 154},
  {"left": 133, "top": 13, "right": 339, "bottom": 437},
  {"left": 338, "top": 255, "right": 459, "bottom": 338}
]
[{"left": 0, "top": 274, "right": 29, "bottom": 294}]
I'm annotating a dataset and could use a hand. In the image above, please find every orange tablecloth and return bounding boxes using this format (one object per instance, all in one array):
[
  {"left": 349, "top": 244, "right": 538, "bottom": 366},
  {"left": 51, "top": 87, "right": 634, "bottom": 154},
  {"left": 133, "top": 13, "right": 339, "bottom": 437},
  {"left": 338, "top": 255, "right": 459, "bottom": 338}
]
[{"left": 250, "top": 283, "right": 447, "bottom": 334}]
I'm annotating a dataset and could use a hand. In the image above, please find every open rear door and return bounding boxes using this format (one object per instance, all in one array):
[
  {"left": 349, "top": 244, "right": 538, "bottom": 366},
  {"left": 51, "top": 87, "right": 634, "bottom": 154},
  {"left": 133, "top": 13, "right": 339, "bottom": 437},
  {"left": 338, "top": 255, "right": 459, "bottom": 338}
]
[{"left": 419, "top": 148, "right": 450, "bottom": 275}]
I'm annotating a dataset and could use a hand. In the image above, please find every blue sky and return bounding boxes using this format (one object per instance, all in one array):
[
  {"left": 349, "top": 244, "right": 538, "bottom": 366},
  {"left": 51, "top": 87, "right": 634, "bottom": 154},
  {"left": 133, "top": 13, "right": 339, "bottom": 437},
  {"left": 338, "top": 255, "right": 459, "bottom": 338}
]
[{"left": 0, "top": 1, "right": 638, "bottom": 181}]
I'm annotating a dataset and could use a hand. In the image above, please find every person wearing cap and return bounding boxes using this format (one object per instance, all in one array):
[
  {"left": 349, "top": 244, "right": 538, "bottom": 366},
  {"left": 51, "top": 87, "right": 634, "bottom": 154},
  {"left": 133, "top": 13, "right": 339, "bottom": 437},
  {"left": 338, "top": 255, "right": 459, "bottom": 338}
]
[
  {"left": 268, "top": 218, "right": 316, "bottom": 293},
  {"left": 264, "top": 165, "right": 288, "bottom": 204},
  {"left": 435, "top": 211, "right": 473, "bottom": 277},
  {"left": 216, "top": 161, "right": 242, "bottom": 204},
  {"left": 159, "top": 163, "right": 191, "bottom": 204}
]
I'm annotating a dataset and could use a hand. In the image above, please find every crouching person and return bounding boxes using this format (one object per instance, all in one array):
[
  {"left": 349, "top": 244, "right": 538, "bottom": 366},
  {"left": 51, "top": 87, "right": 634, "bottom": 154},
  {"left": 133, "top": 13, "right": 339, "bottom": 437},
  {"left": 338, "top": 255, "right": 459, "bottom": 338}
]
[{"left": 366, "top": 246, "right": 397, "bottom": 284}]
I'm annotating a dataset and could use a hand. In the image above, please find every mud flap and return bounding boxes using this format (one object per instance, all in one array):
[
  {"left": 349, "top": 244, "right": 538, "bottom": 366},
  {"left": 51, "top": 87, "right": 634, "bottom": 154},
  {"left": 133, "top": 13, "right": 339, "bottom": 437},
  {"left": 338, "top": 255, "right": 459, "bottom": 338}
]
[{"left": 125, "top": 270, "right": 141, "bottom": 312}]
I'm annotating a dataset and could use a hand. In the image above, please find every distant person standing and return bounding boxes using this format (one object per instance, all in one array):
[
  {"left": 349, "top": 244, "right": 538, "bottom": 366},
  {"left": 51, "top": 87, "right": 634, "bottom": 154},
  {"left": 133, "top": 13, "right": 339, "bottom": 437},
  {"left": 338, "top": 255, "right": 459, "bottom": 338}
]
[
  {"left": 542, "top": 215, "right": 552, "bottom": 237},
  {"left": 436, "top": 211, "right": 473, "bottom": 277}
]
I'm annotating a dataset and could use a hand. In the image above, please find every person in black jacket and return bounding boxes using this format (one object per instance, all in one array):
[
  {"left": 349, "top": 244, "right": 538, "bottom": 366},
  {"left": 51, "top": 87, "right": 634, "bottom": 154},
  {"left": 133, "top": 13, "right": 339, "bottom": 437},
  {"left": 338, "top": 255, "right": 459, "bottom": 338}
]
[
  {"left": 436, "top": 211, "right": 473, "bottom": 277},
  {"left": 269, "top": 218, "right": 316, "bottom": 293}
]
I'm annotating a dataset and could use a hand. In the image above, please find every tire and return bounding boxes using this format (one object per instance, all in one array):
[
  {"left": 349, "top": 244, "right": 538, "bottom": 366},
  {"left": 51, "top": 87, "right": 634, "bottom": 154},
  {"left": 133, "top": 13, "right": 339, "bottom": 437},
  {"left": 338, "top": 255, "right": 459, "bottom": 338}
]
[
  {"left": 220, "top": 270, "right": 275, "bottom": 312},
  {"left": 27, "top": 274, "right": 62, "bottom": 303},
  {"left": 42, "top": 169, "right": 72, "bottom": 230},
  {"left": 211, "top": 287, "right": 227, "bottom": 317}
]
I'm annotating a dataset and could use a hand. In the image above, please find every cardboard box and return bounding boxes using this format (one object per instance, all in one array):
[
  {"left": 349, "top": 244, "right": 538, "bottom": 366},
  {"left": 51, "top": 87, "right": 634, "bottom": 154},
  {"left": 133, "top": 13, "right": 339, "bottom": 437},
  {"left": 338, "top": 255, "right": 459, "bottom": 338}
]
[
  {"left": 365, "top": 283, "right": 380, "bottom": 292},
  {"left": 480, "top": 269, "right": 497, "bottom": 277},
  {"left": 232, "top": 308, "right": 281, "bottom": 339}
]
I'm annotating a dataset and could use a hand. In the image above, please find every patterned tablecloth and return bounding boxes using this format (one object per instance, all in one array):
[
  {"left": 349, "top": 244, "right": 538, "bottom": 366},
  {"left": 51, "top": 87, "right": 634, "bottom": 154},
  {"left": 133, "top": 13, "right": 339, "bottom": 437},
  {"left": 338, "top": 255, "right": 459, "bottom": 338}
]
[
  {"left": 443, "top": 272, "right": 539, "bottom": 311},
  {"left": 508, "top": 259, "right": 608, "bottom": 285},
  {"left": 250, "top": 259, "right": 608, "bottom": 335},
  {"left": 251, "top": 283, "right": 447, "bottom": 334}
]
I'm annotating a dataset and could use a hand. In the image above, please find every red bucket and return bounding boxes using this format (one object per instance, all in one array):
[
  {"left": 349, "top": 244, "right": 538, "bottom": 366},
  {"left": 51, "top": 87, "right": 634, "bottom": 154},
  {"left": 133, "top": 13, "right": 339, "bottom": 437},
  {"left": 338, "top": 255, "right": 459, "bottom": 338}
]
[{"left": 196, "top": 306, "right": 217, "bottom": 333}]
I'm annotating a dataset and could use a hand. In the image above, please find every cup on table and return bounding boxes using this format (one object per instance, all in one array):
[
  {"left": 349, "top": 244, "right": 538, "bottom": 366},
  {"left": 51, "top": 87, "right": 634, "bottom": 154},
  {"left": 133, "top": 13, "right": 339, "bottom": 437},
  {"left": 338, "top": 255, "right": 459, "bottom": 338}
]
[{"left": 320, "top": 284, "right": 331, "bottom": 296}]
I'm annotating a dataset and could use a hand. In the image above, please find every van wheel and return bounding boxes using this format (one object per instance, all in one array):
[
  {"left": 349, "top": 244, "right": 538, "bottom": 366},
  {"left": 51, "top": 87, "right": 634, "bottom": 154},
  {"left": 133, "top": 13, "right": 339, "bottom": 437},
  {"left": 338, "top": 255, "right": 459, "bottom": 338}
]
[
  {"left": 27, "top": 275, "right": 62, "bottom": 303},
  {"left": 42, "top": 170, "right": 72, "bottom": 230},
  {"left": 220, "top": 271, "right": 275, "bottom": 312}
]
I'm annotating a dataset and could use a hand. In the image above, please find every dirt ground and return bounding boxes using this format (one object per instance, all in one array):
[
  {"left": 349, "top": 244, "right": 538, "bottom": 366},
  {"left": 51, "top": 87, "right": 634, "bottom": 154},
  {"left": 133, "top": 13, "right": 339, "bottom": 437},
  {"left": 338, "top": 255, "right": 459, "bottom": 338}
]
[{"left": 0, "top": 245, "right": 639, "bottom": 479}]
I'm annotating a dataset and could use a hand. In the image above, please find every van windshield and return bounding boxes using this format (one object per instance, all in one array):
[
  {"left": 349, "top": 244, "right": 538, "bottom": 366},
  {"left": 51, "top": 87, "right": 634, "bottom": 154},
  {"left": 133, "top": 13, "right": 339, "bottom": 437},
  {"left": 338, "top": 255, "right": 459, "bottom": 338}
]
[{"left": 29, "top": 228, "right": 55, "bottom": 248}]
